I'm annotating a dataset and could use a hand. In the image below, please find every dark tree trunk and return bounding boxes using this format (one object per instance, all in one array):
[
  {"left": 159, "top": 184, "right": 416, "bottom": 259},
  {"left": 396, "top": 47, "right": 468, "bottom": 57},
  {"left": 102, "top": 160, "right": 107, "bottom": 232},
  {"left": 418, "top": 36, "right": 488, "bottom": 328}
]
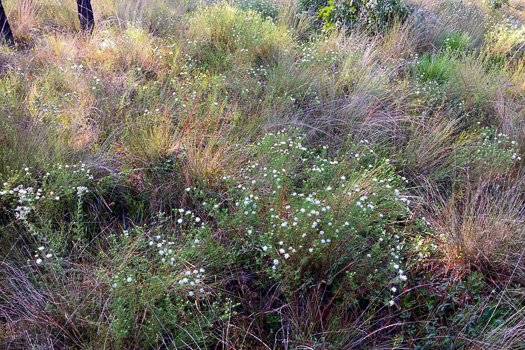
[
  {"left": 0, "top": 0, "right": 14, "bottom": 46},
  {"left": 76, "top": 0, "right": 94, "bottom": 33}
]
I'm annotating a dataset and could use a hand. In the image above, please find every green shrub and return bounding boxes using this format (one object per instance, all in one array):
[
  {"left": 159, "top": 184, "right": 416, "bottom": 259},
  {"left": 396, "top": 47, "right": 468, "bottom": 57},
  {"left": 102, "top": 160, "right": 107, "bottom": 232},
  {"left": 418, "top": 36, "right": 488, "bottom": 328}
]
[
  {"left": 486, "top": 0, "right": 509, "bottom": 10},
  {"left": 396, "top": 271, "right": 511, "bottom": 349},
  {"left": 206, "top": 131, "right": 429, "bottom": 343},
  {"left": 301, "top": 0, "right": 414, "bottom": 33},
  {"left": 235, "top": 0, "right": 282, "bottom": 19},
  {"left": 0, "top": 162, "right": 95, "bottom": 255},
  {"left": 106, "top": 218, "right": 231, "bottom": 348}
]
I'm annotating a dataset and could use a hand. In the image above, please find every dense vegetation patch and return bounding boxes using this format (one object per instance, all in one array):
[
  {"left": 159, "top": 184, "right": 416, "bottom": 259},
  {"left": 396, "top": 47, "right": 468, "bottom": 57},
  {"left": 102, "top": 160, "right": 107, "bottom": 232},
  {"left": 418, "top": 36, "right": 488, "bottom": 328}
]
[{"left": 1, "top": 0, "right": 524, "bottom": 348}]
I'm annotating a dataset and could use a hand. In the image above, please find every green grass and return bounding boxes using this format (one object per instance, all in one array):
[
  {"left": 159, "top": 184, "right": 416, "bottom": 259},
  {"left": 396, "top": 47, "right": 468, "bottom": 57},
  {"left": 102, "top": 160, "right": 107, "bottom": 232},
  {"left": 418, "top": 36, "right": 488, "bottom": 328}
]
[{"left": 1, "top": 0, "right": 525, "bottom": 348}]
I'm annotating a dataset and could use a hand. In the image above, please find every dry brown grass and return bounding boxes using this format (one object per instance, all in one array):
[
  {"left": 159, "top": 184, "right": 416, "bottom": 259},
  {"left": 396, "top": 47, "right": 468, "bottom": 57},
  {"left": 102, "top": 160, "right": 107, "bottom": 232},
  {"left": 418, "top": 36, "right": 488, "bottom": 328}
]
[
  {"left": 0, "top": 260, "right": 111, "bottom": 349},
  {"left": 400, "top": 111, "right": 466, "bottom": 181},
  {"left": 378, "top": 17, "right": 423, "bottom": 62},
  {"left": 423, "top": 175, "right": 525, "bottom": 282},
  {"left": 7, "top": 0, "right": 41, "bottom": 40}
]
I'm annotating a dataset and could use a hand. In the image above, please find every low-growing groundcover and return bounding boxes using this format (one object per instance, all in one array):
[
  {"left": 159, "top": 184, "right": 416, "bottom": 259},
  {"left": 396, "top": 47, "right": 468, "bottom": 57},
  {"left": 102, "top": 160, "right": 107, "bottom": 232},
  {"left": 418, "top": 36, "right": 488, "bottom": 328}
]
[{"left": 1, "top": 0, "right": 525, "bottom": 348}]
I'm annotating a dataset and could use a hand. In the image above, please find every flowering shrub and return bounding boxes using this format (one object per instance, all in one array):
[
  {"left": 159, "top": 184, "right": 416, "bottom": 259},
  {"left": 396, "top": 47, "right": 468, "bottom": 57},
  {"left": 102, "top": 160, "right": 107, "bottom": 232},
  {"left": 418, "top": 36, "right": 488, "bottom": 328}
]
[
  {"left": 106, "top": 216, "right": 232, "bottom": 347},
  {"left": 216, "top": 132, "right": 429, "bottom": 316},
  {"left": 0, "top": 162, "right": 95, "bottom": 255}
]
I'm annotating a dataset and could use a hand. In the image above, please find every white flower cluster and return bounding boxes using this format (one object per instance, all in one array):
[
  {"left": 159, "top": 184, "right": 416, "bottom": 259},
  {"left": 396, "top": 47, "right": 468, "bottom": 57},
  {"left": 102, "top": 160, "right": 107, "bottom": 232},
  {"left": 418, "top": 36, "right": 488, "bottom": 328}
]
[
  {"left": 56, "top": 162, "right": 93, "bottom": 179},
  {"left": 175, "top": 207, "right": 204, "bottom": 227},
  {"left": 76, "top": 186, "right": 89, "bottom": 196},
  {"left": 178, "top": 268, "right": 206, "bottom": 295},
  {"left": 477, "top": 131, "right": 522, "bottom": 162},
  {"left": 236, "top": 195, "right": 258, "bottom": 216},
  {"left": 1, "top": 162, "right": 93, "bottom": 220},
  {"left": 33, "top": 246, "right": 55, "bottom": 266},
  {"left": 3, "top": 184, "right": 38, "bottom": 220}
]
